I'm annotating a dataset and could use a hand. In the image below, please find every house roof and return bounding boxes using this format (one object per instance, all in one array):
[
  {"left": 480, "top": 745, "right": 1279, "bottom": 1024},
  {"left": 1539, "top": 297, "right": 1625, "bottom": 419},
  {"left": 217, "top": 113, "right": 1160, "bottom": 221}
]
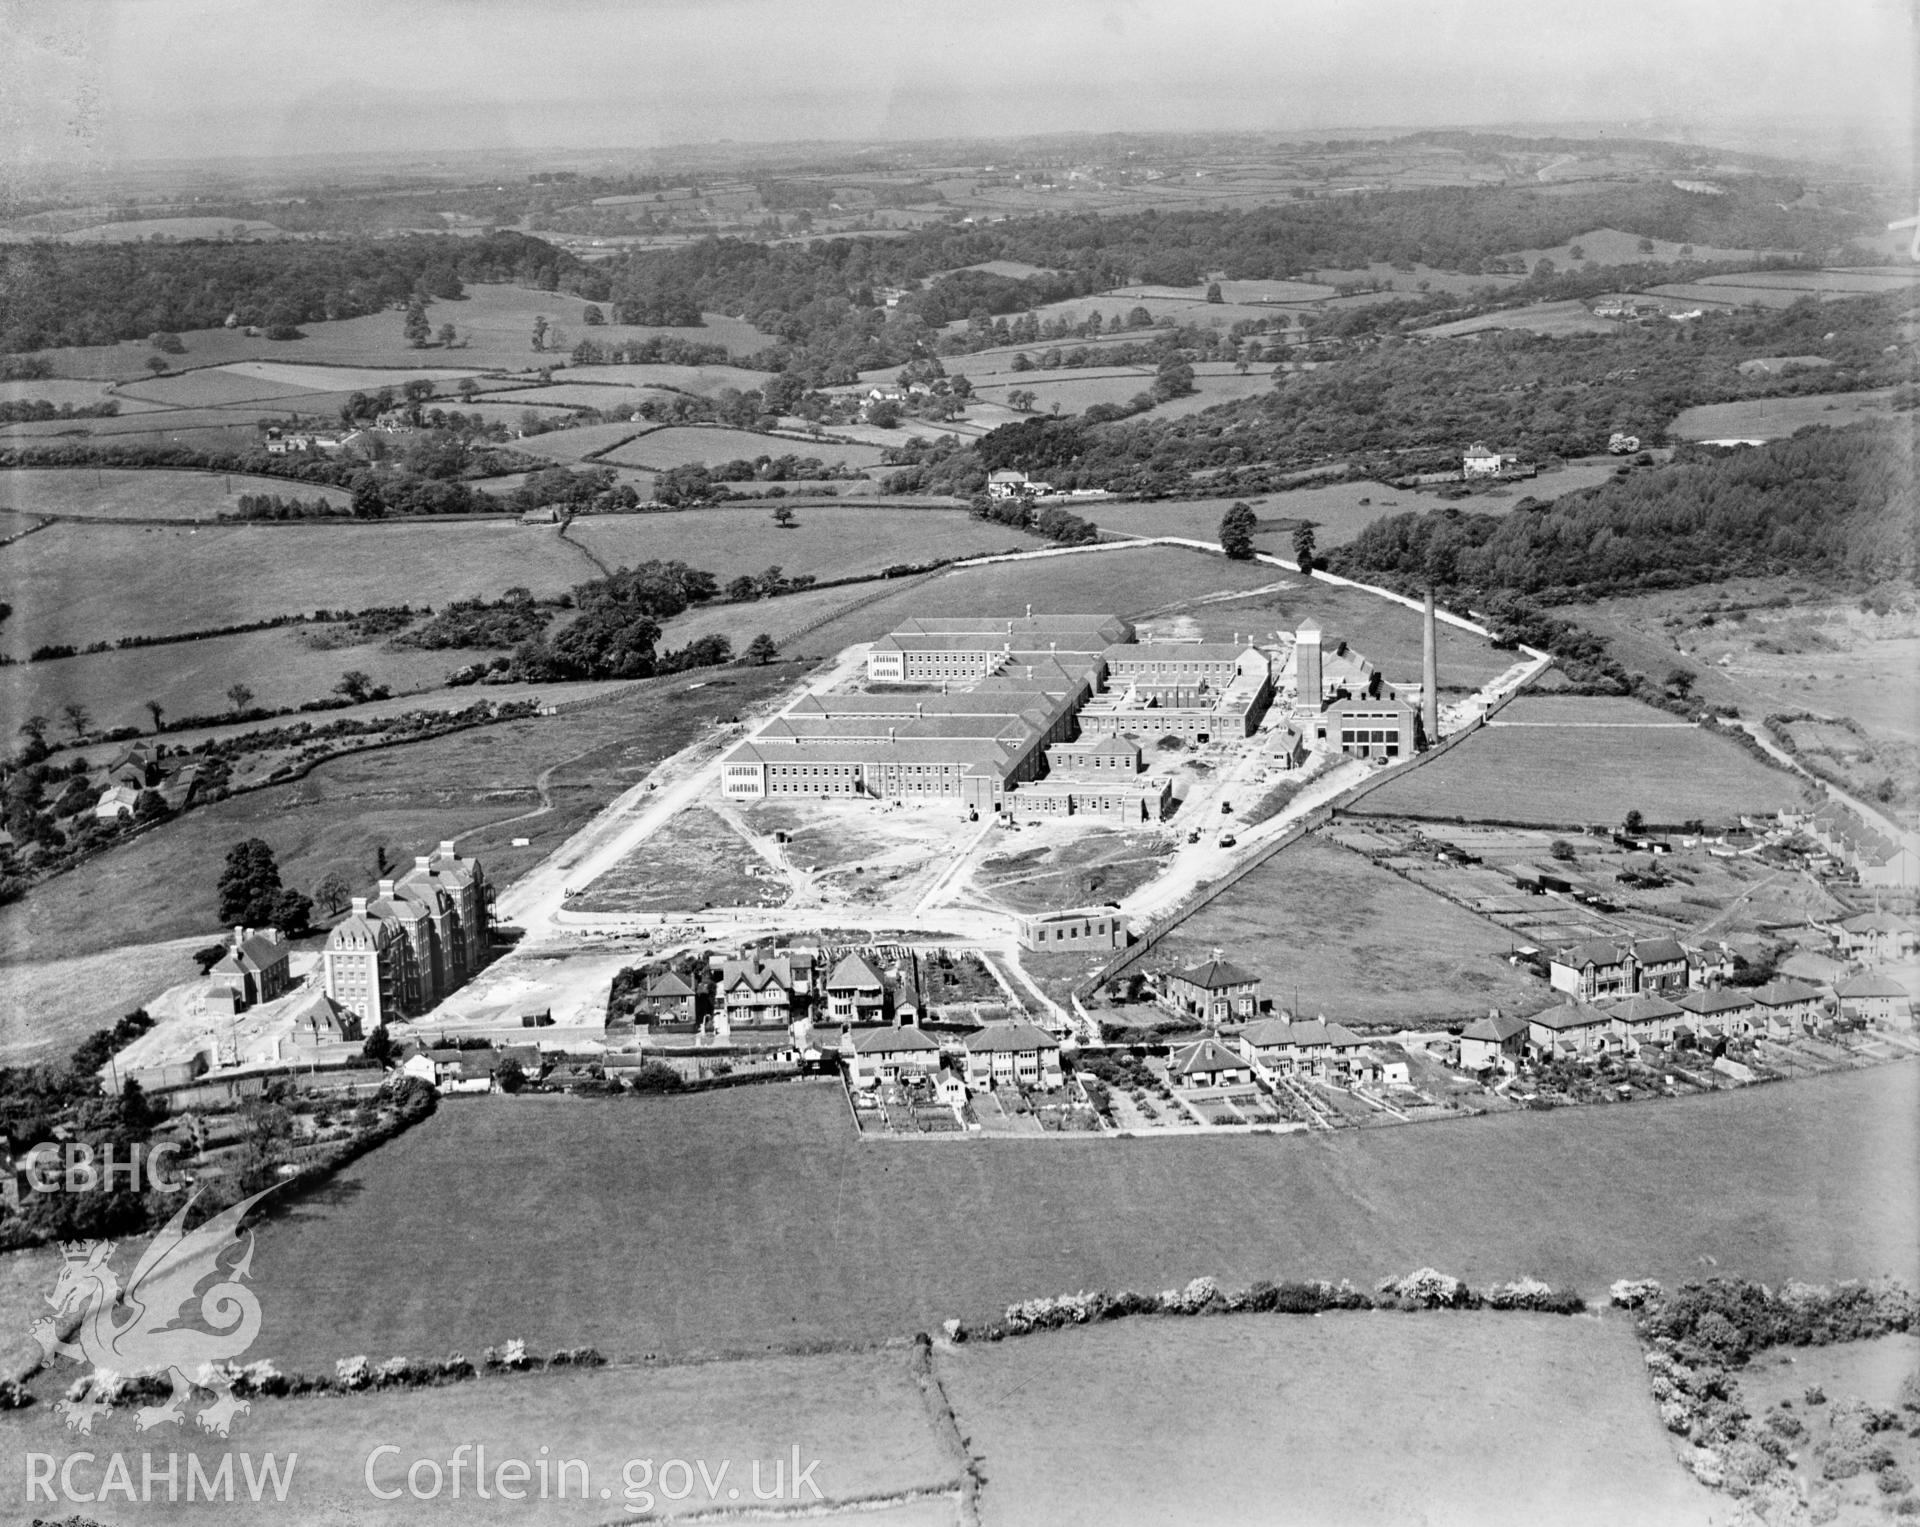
[
  {"left": 1674, "top": 988, "right": 1755, "bottom": 1014},
  {"left": 1631, "top": 938, "right": 1687, "bottom": 964},
  {"left": 1552, "top": 939, "right": 1628, "bottom": 970},
  {"left": 1834, "top": 972, "right": 1910, "bottom": 999},
  {"left": 1241, "top": 1018, "right": 1367, "bottom": 1048},
  {"left": 1604, "top": 993, "right": 1683, "bottom": 1024},
  {"left": 1460, "top": 1012, "right": 1530, "bottom": 1043},
  {"left": 844, "top": 1025, "right": 939, "bottom": 1055},
  {"left": 645, "top": 972, "right": 695, "bottom": 998},
  {"left": 325, "top": 907, "right": 397, "bottom": 950},
  {"left": 1840, "top": 911, "right": 1913, "bottom": 934},
  {"left": 1751, "top": 978, "right": 1825, "bottom": 1006},
  {"left": 1168, "top": 1037, "right": 1246, "bottom": 1075},
  {"left": 826, "top": 953, "right": 885, "bottom": 991},
  {"left": 963, "top": 1021, "right": 1060, "bottom": 1054},
  {"left": 1169, "top": 959, "right": 1260, "bottom": 991},
  {"left": 1527, "top": 999, "right": 1612, "bottom": 1031}
]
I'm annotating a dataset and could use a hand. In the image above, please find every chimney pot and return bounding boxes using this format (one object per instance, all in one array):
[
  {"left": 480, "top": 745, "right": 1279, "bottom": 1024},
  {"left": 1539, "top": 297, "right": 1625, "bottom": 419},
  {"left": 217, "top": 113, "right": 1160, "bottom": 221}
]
[
  {"left": 378, "top": 878, "right": 396, "bottom": 898},
  {"left": 415, "top": 856, "right": 433, "bottom": 871},
  {"left": 351, "top": 897, "right": 368, "bottom": 915}
]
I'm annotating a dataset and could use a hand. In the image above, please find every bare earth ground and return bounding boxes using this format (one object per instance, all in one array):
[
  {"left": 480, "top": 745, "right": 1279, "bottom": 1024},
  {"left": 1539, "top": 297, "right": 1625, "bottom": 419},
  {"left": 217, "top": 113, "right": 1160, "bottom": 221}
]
[
  {"left": 1154, "top": 834, "right": 1547, "bottom": 1025},
  {"left": 201, "top": 1067, "right": 1917, "bottom": 1374},
  {"left": 972, "top": 828, "right": 1175, "bottom": 915},
  {"left": 572, "top": 804, "right": 783, "bottom": 913},
  {"left": 0, "top": 935, "right": 211, "bottom": 1063},
  {"left": 0, "top": 1349, "right": 960, "bottom": 1524},
  {"left": 938, "top": 1313, "right": 1717, "bottom": 1527}
]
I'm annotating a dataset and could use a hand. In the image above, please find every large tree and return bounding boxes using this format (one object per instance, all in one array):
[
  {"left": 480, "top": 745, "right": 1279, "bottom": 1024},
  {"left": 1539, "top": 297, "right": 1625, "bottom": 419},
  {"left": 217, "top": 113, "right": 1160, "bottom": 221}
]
[
  {"left": 217, "top": 838, "right": 309, "bottom": 933},
  {"left": 1219, "top": 502, "right": 1258, "bottom": 561}
]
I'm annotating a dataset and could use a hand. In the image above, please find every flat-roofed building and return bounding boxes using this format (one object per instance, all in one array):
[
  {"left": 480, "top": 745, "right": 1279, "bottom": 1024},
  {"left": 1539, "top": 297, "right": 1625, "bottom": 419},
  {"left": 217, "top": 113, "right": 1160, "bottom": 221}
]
[
  {"left": 1015, "top": 908, "right": 1127, "bottom": 952},
  {"left": 865, "top": 613, "right": 1128, "bottom": 684}
]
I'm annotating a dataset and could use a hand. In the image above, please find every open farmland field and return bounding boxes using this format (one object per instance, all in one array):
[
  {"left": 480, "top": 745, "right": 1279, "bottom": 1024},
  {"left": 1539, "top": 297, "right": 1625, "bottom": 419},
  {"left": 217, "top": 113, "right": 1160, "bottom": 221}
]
[
  {"left": 48, "top": 215, "right": 293, "bottom": 242},
  {"left": 0, "top": 466, "right": 349, "bottom": 520},
  {"left": 1500, "top": 226, "right": 1761, "bottom": 268},
  {"left": 1350, "top": 705, "right": 1808, "bottom": 827},
  {"left": 0, "top": 662, "right": 803, "bottom": 981},
  {"left": 28, "top": 284, "right": 777, "bottom": 383},
  {"left": 550, "top": 362, "right": 779, "bottom": 394},
  {"left": 502, "top": 420, "right": 650, "bottom": 462},
  {"left": 1156, "top": 834, "right": 1546, "bottom": 1024},
  {"left": 1307, "top": 261, "right": 1520, "bottom": 296},
  {"left": 940, "top": 1315, "right": 1713, "bottom": 1527},
  {"left": 568, "top": 505, "right": 1025, "bottom": 584},
  {"left": 0, "top": 406, "right": 306, "bottom": 447},
  {"left": 957, "top": 293, "right": 1299, "bottom": 334},
  {"left": 1418, "top": 299, "right": 1622, "bottom": 338},
  {"left": 2, "top": 517, "right": 594, "bottom": 649},
  {"left": 0, "top": 936, "right": 217, "bottom": 1066},
  {"left": 1667, "top": 389, "right": 1900, "bottom": 441},
  {"left": 0, "top": 626, "right": 494, "bottom": 739},
  {"left": 234, "top": 1063, "right": 1917, "bottom": 1369},
  {"left": 1640, "top": 281, "right": 1814, "bottom": 310},
  {"left": 1697, "top": 266, "right": 1920, "bottom": 296},
  {"left": 959, "top": 368, "right": 1156, "bottom": 413},
  {"left": 0, "top": 1349, "right": 960, "bottom": 1525},
  {"left": 481, "top": 382, "right": 679, "bottom": 410},
  {"left": 1138, "top": 367, "right": 1279, "bottom": 417},
  {"left": 602, "top": 426, "right": 886, "bottom": 471},
  {"left": 1113, "top": 278, "right": 1337, "bottom": 304},
  {"left": 0, "top": 377, "right": 149, "bottom": 410}
]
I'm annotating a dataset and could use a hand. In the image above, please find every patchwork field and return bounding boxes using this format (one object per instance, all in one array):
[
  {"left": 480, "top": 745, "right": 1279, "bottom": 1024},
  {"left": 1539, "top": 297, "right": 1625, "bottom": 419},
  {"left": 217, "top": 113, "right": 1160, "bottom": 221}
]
[
  {"left": 0, "top": 663, "right": 804, "bottom": 985},
  {"left": 0, "top": 466, "right": 350, "bottom": 521},
  {"left": 602, "top": 426, "right": 886, "bottom": 471},
  {"left": 29, "top": 284, "right": 778, "bottom": 384},
  {"left": 231, "top": 1063, "right": 1918, "bottom": 1369},
  {"left": 1418, "top": 299, "right": 1622, "bottom": 338},
  {"left": 1350, "top": 700, "right": 1808, "bottom": 826},
  {"left": 568, "top": 506, "right": 1025, "bottom": 586},
  {"left": 2, "top": 517, "right": 594, "bottom": 651},
  {"left": 1156, "top": 834, "right": 1546, "bottom": 1025},
  {"left": 1667, "top": 388, "right": 1900, "bottom": 441},
  {"left": 941, "top": 1314, "right": 1713, "bottom": 1527}
]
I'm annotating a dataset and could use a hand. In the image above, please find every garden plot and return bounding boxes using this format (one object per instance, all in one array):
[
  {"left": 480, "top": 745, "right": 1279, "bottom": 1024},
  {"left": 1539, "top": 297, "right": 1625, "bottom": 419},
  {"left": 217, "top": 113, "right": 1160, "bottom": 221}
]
[{"left": 571, "top": 803, "right": 784, "bottom": 913}]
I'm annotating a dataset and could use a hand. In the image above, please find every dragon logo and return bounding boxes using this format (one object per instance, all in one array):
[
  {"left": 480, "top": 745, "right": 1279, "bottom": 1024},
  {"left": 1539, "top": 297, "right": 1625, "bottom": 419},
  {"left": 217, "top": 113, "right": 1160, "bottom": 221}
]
[{"left": 31, "top": 1189, "right": 273, "bottom": 1437}]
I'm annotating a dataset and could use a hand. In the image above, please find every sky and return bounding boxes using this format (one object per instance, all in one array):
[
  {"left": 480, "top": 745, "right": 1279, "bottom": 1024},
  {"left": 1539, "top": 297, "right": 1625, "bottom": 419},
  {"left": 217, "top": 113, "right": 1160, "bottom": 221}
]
[{"left": 1, "top": 0, "right": 1912, "bottom": 170}]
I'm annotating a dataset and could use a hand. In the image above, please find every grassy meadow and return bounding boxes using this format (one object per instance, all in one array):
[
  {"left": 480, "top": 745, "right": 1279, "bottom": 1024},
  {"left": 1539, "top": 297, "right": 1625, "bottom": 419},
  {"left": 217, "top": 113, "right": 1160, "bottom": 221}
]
[
  {"left": 1667, "top": 388, "right": 1900, "bottom": 441},
  {"left": 229, "top": 1062, "right": 1918, "bottom": 1370},
  {"left": 941, "top": 1314, "right": 1714, "bottom": 1527},
  {"left": 602, "top": 427, "right": 886, "bottom": 471},
  {"left": 0, "top": 466, "right": 350, "bottom": 520},
  {"left": 1155, "top": 834, "right": 1546, "bottom": 1025},
  {"left": 1351, "top": 704, "right": 1809, "bottom": 827},
  {"left": 0, "top": 1349, "right": 958, "bottom": 1525}
]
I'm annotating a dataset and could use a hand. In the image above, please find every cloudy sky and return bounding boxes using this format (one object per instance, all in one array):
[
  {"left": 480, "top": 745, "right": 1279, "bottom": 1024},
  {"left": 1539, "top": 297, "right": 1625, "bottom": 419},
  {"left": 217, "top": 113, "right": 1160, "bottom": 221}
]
[{"left": 2, "top": 0, "right": 1912, "bottom": 167}]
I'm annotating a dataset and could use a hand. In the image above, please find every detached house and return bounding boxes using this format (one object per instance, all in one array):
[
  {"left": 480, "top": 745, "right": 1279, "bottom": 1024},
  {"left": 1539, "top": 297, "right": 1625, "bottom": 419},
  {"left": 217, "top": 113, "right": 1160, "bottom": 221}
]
[
  {"left": 637, "top": 972, "right": 699, "bottom": 1030},
  {"left": 1832, "top": 912, "right": 1918, "bottom": 966},
  {"left": 1161, "top": 960, "right": 1262, "bottom": 1024},
  {"left": 206, "top": 926, "right": 292, "bottom": 1011},
  {"left": 1167, "top": 1037, "right": 1253, "bottom": 1091},
  {"left": 718, "top": 953, "right": 811, "bottom": 1028},
  {"left": 961, "top": 1022, "right": 1063, "bottom": 1092},
  {"left": 94, "top": 784, "right": 140, "bottom": 822},
  {"left": 825, "top": 954, "right": 888, "bottom": 1024}
]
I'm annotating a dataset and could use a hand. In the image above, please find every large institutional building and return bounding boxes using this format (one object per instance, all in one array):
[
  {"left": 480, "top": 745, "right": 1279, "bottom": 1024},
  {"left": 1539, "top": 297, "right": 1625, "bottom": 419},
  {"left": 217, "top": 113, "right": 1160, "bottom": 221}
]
[
  {"left": 721, "top": 601, "right": 1440, "bottom": 818},
  {"left": 321, "top": 841, "right": 491, "bottom": 1029}
]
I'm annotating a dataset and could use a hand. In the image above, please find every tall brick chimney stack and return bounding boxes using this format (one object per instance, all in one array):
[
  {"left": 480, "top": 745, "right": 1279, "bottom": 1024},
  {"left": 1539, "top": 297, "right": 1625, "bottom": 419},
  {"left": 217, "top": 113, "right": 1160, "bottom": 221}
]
[{"left": 1422, "top": 588, "right": 1440, "bottom": 745}]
